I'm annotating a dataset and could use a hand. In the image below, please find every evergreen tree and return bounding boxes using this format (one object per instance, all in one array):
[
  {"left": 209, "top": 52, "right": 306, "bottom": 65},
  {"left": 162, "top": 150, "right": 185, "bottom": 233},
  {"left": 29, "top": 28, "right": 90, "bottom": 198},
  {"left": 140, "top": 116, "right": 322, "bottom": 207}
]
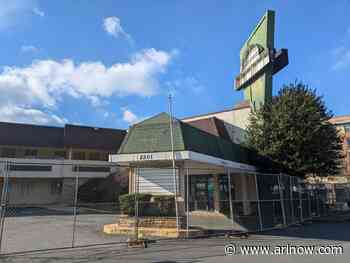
[{"left": 246, "top": 82, "right": 343, "bottom": 177}]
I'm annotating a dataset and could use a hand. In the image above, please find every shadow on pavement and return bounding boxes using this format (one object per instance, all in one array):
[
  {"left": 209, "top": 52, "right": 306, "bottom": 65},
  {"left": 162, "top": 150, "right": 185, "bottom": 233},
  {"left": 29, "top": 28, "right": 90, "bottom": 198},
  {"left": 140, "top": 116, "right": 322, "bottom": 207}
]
[{"left": 259, "top": 221, "right": 350, "bottom": 242}]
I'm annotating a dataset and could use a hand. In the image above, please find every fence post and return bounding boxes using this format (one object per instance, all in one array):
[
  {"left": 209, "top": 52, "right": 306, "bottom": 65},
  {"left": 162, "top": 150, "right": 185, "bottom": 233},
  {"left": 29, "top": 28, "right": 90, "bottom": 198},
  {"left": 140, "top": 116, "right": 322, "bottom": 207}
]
[
  {"left": 315, "top": 186, "right": 321, "bottom": 217},
  {"left": 289, "top": 176, "right": 295, "bottom": 223},
  {"left": 278, "top": 174, "right": 287, "bottom": 226},
  {"left": 254, "top": 172, "right": 263, "bottom": 231},
  {"left": 307, "top": 186, "right": 312, "bottom": 219},
  {"left": 186, "top": 168, "right": 189, "bottom": 239},
  {"left": 134, "top": 167, "right": 139, "bottom": 240},
  {"left": 71, "top": 164, "right": 79, "bottom": 248},
  {"left": 299, "top": 180, "right": 303, "bottom": 222},
  {"left": 227, "top": 169, "right": 235, "bottom": 231},
  {"left": 0, "top": 161, "right": 9, "bottom": 254}
]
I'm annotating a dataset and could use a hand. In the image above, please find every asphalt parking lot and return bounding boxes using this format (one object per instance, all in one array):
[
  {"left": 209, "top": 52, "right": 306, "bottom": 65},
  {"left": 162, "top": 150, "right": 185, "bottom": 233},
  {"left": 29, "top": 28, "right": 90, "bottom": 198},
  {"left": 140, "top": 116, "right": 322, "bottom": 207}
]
[
  {"left": 1, "top": 221, "right": 349, "bottom": 263},
  {"left": 0, "top": 213, "right": 127, "bottom": 254}
]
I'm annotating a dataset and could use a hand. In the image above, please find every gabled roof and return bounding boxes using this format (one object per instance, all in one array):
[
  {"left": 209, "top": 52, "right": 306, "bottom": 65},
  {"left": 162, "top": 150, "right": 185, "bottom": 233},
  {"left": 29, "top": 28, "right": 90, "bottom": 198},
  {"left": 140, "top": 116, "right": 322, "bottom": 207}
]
[
  {"left": 118, "top": 113, "right": 252, "bottom": 165},
  {"left": 118, "top": 113, "right": 186, "bottom": 154}
]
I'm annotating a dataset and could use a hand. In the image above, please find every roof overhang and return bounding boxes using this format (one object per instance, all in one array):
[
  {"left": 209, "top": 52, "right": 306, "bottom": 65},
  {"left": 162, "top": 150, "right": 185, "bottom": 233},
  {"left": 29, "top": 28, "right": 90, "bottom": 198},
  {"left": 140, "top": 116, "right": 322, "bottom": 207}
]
[{"left": 109, "top": 150, "right": 256, "bottom": 172}]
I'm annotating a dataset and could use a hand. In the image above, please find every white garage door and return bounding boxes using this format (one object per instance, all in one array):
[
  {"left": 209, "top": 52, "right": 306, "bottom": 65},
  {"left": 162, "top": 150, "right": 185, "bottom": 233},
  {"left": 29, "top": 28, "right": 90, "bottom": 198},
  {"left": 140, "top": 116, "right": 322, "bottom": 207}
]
[{"left": 137, "top": 168, "right": 178, "bottom": 194}]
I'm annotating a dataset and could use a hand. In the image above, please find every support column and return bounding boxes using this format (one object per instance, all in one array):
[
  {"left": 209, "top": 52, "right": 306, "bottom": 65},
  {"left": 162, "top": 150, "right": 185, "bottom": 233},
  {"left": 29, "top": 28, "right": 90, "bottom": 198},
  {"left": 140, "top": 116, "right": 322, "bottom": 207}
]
[
  {"left": 213, "top": 174, "right": 221, "bottom": 212},
  {"left": 128, "top": 168, "right": 134, "bottom": 193},
  {"left": 240, "top": 174, "right": 252, "bottom": 215}
]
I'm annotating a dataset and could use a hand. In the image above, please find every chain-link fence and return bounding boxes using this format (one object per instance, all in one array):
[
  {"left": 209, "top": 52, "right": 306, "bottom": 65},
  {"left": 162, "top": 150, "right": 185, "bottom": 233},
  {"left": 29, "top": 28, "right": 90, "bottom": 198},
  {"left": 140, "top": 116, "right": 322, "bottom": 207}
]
[
  {"left": 0, "top": 161, "right": 330, "bottom": 255},
  {"left": 0, "top": 160, "right": 130, "bottom": 254}
]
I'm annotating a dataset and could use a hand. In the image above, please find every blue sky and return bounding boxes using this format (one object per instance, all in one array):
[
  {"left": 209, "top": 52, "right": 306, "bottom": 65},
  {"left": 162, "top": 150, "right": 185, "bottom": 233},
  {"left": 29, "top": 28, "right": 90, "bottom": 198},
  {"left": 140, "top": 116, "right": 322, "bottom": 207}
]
[{"left": 0, "top": 0, "right": 350, "bottom": 129}]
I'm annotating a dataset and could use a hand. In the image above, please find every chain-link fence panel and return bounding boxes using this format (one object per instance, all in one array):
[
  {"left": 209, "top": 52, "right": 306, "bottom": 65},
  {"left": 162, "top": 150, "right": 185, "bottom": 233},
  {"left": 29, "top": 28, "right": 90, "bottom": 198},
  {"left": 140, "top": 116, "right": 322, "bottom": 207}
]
[
  {"left": 0, "top": 161, "right": 76, "bottom": 254},
  {"left": 73, "top": 164, "right": 130, "bottom": 247},
  {"left": 0, "top": 161, "right": 331, "bottom": 254}
]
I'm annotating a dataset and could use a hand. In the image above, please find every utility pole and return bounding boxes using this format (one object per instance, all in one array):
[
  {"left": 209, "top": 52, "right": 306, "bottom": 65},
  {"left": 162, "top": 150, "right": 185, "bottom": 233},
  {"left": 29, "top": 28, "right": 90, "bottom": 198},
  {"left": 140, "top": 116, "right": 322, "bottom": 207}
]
[{"left": 168, "top": 94, "right": 180, "bottom": 234}]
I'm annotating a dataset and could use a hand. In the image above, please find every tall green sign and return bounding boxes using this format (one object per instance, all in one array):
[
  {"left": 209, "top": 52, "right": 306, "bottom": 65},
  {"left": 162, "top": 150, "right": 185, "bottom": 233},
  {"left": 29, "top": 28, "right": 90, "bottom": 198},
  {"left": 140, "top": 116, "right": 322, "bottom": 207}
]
[{"left": 235, "top": 10, "right": 288, "bottom": 110}]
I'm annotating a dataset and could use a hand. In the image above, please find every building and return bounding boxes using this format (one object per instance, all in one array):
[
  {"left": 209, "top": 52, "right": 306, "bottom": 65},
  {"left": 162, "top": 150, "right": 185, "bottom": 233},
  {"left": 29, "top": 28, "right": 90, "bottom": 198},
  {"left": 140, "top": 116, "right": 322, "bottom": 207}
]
[
  {"left": 109, "top": 10, "right": 302, "bottom": 232},
  {"left": 0, "top": 122, "right": 126, "bottom": 205},
  {"left": 0, "top": 122, "right": 126, "bottom": 161},
  {"left": 329, "top": 115, "right": 350, "bottom": 178}
]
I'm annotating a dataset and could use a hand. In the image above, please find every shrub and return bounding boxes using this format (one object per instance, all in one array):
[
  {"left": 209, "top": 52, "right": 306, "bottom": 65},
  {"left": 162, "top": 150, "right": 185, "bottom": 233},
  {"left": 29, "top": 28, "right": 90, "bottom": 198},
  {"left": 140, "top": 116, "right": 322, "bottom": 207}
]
[
  {"left": 119, "top": 193, "right": 152, "bottom": 216},
  {"left": 153, "top": 195, "right": 176, "bottom": 216},
  {"left": 119, "top": 194, "right": 176, "bottom": 217}
]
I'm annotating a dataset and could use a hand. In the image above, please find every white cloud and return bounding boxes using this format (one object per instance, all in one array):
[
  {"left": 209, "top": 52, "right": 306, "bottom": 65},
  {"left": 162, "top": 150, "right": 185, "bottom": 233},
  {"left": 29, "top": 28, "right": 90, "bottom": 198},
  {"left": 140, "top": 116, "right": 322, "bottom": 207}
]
[
  {"left": 331, "top": 47, "right": 350, "bottom": 71},
  {"left": 103, "top": 16, "right": 133, "bottom": 43},
  {"left": 122, "top": 108, "right": 139, "bottom": 124},
  {"left": 0, "top": 48, "right": 175, "bottom": 125},
  {"left": 0, "top": 104, "right": 67, "bottom": 125},
  {"left": 0, "top": 0, "right": 39, "bottom": 30},
  {"left": 20, "top": 45, "right": 39, "bottom": 53},
  {"left": 32, "top": 7, "right": 44, "bottom": 17},
  {"left": 166, "top": 76, "right": 205, "bottom": 96},
  {"left": 0, "top": 48, "right": 174, "bottom": 108}
]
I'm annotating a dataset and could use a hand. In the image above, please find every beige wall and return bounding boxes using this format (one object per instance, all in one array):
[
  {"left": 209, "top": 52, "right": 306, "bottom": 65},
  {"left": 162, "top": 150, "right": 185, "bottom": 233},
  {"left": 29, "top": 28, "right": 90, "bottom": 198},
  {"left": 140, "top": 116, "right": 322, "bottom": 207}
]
[
  {"left": 182, "top": 107, "right": 251, "bottom": 144},
  {"left": 5, "top": 178, "right": 88, "bottom": 206}
]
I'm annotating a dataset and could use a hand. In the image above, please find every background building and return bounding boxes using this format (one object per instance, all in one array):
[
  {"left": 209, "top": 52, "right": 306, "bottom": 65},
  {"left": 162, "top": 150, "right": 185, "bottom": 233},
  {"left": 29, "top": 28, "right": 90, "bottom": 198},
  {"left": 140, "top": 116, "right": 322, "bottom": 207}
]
[
  {"left": 0, "top": 122, "right": 127, "bottom": 206},
  {"left": 329, "top": 115, "right": 350, "bottom": 178}
]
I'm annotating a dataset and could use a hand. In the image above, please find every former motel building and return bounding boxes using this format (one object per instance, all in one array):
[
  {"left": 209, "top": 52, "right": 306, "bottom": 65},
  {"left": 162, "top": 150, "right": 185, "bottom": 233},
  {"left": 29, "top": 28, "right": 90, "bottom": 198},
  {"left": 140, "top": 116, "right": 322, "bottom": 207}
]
[{"left": 0, "top": 122, "right": 127, "bottom": 205}]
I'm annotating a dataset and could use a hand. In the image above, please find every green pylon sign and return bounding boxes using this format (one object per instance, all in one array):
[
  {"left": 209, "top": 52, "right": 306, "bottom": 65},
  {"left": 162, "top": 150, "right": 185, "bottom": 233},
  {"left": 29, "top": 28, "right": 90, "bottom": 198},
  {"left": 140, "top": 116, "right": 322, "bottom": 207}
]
[{"left": 235, "top": 10, "right": 288, "bottom": 111}]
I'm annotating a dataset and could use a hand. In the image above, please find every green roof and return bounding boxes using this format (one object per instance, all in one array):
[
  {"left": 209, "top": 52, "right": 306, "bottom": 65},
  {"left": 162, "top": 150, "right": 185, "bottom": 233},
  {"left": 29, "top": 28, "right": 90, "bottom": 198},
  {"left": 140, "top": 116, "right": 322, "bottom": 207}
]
[{"left": 118, "top": 113, "right": 252, "bottom": 165}]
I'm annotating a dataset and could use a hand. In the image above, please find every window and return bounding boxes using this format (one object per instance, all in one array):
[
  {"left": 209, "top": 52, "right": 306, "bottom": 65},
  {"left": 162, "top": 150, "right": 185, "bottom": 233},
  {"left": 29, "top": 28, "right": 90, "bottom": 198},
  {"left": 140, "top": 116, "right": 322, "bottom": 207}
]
[
  {"left": 72, "top": 166, "right": 110, "bottom": 173},
  {"left": 10, "top": 165, "right": 52, "bottom": 172},
  {"left": 1, "top": 148, "right": 16, "bottom": 158},
  {"left": 72, "top": 151, "right": 85, "bottom": 160},
  {"left": 24, "top": 149, "right": 38, "bottom": 157},
  {"left": 88, "top": 152, "right": 100, "bottom": 161}
]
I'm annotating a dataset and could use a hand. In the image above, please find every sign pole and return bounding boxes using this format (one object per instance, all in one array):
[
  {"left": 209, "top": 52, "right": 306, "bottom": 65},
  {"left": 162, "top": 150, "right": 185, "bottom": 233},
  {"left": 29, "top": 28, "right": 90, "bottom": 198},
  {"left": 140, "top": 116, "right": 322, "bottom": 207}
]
[{"left": 168, "top": 94, "right": 180, "bottom": 234}]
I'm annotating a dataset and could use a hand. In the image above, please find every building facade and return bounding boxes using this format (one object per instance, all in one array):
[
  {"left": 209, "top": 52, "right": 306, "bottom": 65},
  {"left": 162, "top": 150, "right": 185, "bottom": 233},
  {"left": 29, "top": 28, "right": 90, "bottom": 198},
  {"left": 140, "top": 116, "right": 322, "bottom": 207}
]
[
  {"left": 329, "top": 115, "right": 350, "bottom": 178},
  {"left": 0, "top": 122, "right": 127, "bottom": 205}
]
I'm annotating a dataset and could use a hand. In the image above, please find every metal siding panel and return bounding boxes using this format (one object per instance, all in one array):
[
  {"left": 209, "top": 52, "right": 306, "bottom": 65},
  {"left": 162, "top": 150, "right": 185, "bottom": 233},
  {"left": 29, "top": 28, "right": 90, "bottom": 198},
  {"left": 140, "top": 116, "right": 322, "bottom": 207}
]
[{"left": 138, "top": 168, "right": 178, "bottom": 195}]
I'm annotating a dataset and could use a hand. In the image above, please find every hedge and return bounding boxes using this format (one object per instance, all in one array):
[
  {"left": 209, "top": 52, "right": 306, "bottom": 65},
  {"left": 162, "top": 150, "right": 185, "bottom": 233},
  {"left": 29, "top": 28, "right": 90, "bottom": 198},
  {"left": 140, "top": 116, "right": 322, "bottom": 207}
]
[{"left": 119, "top": 194, "right": 175, "bottom": 217}]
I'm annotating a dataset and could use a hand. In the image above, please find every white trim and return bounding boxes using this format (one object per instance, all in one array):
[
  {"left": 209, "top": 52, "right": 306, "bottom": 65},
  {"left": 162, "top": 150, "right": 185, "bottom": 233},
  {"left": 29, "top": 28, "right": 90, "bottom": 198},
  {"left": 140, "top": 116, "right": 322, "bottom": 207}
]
[
  {"left": 109, "top": 150, "right": 256, "bottom": 172},
  {"left": 0, "top": 157, "right": 118, "bottom": 178}
]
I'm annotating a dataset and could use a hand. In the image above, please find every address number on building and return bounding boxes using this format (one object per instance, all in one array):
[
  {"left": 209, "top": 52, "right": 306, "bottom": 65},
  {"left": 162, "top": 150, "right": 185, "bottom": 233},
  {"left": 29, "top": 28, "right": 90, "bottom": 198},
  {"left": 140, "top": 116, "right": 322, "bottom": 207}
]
[{"left": 138, "top": 154, "right": 153, "bottom": 160}]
